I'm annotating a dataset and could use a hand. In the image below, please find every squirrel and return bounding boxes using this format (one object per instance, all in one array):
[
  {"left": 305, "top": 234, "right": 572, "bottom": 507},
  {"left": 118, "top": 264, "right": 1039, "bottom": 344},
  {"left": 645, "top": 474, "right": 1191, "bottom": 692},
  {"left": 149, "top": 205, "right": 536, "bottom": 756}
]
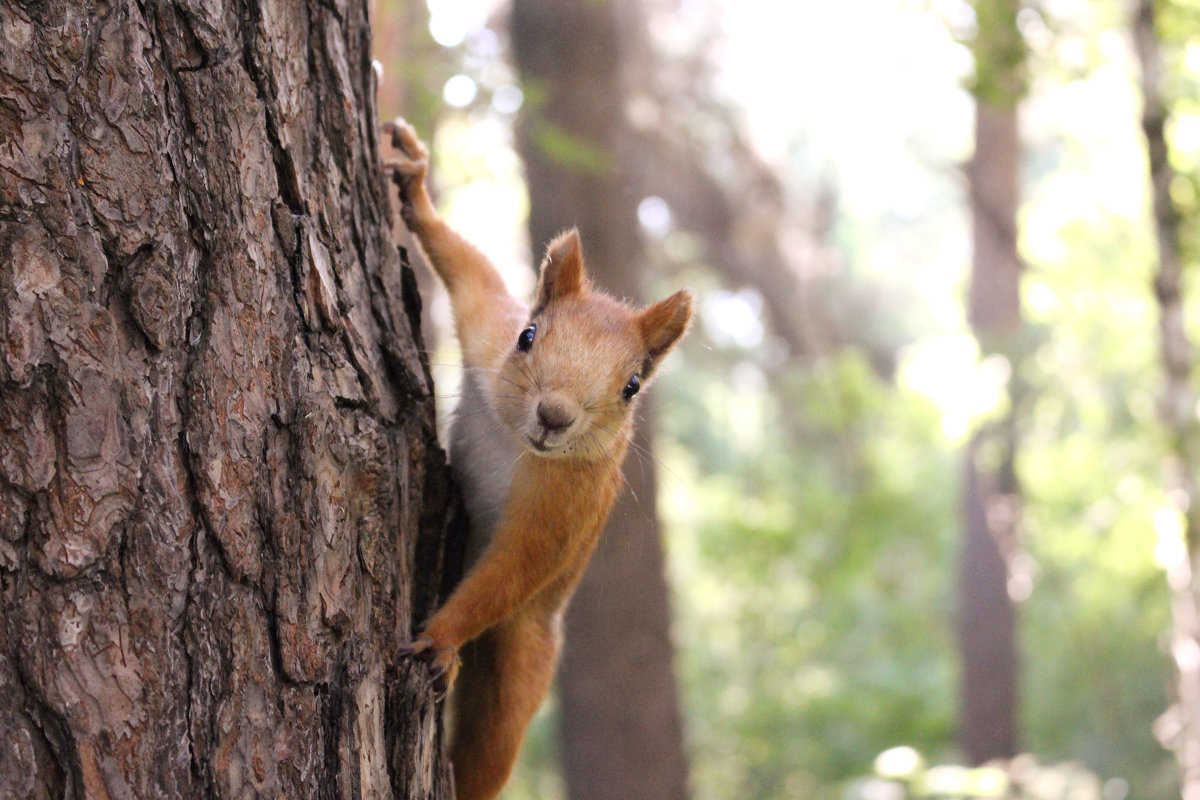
[{"left": 383, "top": 118, "right": 692, "bottom": 800}]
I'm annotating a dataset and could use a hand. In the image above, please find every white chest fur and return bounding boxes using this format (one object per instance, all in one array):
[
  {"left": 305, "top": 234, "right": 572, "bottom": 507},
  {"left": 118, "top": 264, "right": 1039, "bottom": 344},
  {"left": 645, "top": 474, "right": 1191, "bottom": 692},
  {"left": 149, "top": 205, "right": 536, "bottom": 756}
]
[{"left": 448, "top": 370, "right": 522, "bottom": 567}]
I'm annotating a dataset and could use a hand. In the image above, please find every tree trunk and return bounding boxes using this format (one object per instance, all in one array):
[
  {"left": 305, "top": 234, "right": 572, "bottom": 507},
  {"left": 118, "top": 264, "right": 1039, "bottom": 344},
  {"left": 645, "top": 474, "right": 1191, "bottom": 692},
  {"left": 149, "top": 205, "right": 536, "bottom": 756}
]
[
  {"left": 959, "top": 429, "right": 1019, "bottom": 765},
  {"left": 0, "top": 1, "right": 457, "bottom": 797},
  {"left": 958, "top": 0, "right": 1025, "bottom": 765},
  {"left": 1133, "top": 2, "right": 1200, "bottom": 796},
  {"left": 509, "top": 2, "right": 691, "bottom": 799}
]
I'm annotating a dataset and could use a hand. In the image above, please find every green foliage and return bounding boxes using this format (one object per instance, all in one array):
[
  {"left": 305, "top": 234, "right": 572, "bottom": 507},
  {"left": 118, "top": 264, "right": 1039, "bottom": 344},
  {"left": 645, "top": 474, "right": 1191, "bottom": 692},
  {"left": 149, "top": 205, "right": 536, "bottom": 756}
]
[
  {"left": 659, "top": 222, "right": 1177, "bottom": 797},
  {"left": 660, "top": 347, "right": 960, "bottom": 800},
  {"left": 650, "top": 4, "right": 1179, "bottom": 794},
  {"left": 849, "top": 749, "right": 1109, "bottom": 800},
  {"left": 1017, "top": 177, "right": 1175, "bottom": 800},
  {"left": 1155, "top": 0, "right": 1200, "bottom": 269}
]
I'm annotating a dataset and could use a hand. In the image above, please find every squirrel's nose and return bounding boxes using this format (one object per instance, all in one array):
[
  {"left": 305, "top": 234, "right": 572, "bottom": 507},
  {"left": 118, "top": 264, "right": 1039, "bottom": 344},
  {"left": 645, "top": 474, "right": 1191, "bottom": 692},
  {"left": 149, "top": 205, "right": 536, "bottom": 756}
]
[{"left": 537, "top": 401, "right": 575, "bottom": 433}]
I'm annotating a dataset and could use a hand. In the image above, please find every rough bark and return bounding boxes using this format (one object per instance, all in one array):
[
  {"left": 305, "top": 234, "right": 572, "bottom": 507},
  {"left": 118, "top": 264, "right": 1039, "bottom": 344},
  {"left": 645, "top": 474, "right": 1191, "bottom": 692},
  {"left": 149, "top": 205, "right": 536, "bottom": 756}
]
[
  {"left": 0, "top": 1, "right": 456, "bottom": 797},
  {"left": 509, "top": 1, "right": 691, "bottom": 799},
  {"left": 958, "top": 0, "right": 1025, "bottom": 765},
  {"left": 1133, "top": 1, "right": 1200, "bottom": 796}
]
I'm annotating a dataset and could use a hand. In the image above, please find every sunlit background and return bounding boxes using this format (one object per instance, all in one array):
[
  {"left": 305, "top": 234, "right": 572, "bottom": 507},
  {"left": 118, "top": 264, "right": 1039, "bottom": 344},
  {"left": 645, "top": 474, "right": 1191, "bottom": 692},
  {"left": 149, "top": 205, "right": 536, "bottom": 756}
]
[{"left": 373, "top": 0, "right": 1200, "bottom": 798}]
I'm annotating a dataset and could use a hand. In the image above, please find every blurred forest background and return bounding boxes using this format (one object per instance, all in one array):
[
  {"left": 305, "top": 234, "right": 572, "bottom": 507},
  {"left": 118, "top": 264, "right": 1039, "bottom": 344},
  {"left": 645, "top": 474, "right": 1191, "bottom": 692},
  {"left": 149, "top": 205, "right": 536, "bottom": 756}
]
[{"left": 373, "top": 0, "right": 1200, "bottom": 798}]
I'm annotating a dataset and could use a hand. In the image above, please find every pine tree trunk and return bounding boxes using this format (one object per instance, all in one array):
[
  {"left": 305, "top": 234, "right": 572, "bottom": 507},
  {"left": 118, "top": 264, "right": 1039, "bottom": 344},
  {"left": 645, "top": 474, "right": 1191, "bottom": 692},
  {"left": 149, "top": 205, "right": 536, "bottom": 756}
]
[
  {"left": 509, "top": 2, "right": 691, "bottom": 798},
  {"left": 0, "top": 2, "right": 456, "bottom": 797}
]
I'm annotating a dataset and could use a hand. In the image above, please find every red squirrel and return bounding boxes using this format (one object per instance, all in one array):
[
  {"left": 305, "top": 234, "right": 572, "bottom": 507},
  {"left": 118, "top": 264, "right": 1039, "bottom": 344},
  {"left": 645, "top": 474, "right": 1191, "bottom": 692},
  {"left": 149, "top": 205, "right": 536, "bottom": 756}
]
[{"left": 384, "top": 119, "right": 691, "bottom": 800}]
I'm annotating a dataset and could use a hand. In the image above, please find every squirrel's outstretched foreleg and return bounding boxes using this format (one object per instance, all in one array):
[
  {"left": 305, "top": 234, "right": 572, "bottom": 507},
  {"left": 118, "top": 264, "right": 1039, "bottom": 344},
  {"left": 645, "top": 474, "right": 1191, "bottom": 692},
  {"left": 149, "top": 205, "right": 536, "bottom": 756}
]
[{"left": 383, "top": 118, "right": 523, "bottom": 369}]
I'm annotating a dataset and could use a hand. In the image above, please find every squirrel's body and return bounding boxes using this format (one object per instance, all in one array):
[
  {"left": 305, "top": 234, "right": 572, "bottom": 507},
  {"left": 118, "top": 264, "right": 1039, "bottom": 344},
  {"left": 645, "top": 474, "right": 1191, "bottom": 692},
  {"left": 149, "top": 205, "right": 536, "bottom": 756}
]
[{"left": 385, "top": 120, "right": 691, "bottom": 800}]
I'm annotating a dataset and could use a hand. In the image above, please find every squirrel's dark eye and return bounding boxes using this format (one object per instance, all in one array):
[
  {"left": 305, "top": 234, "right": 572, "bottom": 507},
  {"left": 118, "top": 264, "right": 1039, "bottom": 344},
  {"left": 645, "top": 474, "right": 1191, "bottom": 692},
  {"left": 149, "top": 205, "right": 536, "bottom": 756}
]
[
  {"left": 517, "top": 325, "right": 537, "bottom": 352},
  {"left": 623, "top": 374, "right": 640, "bottom": 401}
]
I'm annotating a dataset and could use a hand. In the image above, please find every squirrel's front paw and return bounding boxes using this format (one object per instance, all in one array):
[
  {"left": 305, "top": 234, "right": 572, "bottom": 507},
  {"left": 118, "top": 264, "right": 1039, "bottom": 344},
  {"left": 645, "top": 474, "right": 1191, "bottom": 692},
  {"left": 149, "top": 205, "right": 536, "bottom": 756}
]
[
  {"left": 402, "top": 634, "right": 461, "bottom": 694},
  {"left": 382, "top": 118, "right": 431, "bottom": 228},
  {"left": 382, "top": 117, "right": 429, "bottom": 183}
]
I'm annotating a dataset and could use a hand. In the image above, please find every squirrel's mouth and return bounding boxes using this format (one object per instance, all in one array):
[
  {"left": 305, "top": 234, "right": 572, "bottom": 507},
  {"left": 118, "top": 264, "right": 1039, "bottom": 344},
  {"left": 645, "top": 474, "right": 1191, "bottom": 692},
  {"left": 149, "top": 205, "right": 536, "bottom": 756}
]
[{"left": 526, "top": 430, "right": 572, "bottom": 455}]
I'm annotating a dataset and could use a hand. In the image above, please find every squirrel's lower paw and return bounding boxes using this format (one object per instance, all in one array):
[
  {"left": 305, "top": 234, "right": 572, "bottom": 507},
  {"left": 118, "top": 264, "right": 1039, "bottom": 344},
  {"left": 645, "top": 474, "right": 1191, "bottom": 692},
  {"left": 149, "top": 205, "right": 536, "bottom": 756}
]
[{"left": 402, "top": 635, "right": 461, "bottom": 695}]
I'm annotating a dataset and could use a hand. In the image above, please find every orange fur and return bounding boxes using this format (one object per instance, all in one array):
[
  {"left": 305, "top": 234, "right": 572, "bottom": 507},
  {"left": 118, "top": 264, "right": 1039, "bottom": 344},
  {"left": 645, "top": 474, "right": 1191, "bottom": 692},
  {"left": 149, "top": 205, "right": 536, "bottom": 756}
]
[{"left": 385, "top": 119, "right": 692, "bottom": 800}]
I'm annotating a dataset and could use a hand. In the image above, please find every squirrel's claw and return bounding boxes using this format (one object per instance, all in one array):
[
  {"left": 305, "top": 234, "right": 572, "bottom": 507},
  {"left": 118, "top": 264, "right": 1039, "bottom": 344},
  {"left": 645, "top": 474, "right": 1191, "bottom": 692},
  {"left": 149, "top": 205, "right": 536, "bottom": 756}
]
[
  {"left": 401, "top": 634, "right": 460, "bottom": 696},
  {"left": 428, "top": 655, "right": 461, "bottom": 696},
  {"left": 399, "top": 635, "right": 434, "bottom": 659}
]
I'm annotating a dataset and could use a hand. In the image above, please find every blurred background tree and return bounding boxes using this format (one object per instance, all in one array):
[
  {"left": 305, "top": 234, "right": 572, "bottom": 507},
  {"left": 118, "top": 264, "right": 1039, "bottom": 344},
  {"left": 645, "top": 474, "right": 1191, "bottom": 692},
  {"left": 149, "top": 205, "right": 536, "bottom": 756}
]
[
  {"left": 1134, "top": 0, "right": 1200, "bottom": 796},
  {"left": 376, "top": 0, "right": 1194, "bottom": 798},
  {"left": 959, "top": 0, "right": 1026, "bottom": 767},
  {"left": 508, "top": 2, "right": 691, "bottom": 800}
]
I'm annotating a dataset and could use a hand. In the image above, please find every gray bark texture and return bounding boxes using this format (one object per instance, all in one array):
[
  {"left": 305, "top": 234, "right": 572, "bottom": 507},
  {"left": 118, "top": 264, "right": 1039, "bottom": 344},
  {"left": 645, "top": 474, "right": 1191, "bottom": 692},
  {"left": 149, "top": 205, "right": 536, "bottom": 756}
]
[{"left": 0, "top": 1, "right": 458, "bottom": 798}]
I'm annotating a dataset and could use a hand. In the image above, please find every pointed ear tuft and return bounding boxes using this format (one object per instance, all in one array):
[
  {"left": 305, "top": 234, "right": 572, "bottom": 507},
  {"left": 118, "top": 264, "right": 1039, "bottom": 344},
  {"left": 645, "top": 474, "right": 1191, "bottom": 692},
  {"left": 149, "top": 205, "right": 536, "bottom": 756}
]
[
  {"left": 638, "top": 289, "right": 693, "bottom": 377},
  {"left": 535, "top": 228, "right": 586, "bottom": 308}
]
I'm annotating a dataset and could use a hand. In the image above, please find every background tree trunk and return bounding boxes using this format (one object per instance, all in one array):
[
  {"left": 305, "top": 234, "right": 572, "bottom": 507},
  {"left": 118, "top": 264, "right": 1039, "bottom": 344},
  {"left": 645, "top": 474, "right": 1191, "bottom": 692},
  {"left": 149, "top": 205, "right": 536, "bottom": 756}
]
[
  {"left": 958, "top": 0, "right": 1026, "bottom": 766},
  {"left": 509, "top": 1, "right": 691, "bottom": 799},
  {"left": 1133, "top": 1, "right": 1200, "bottom": 796},
  {"left": 0, "top": 1, "right": 456, "bottom": 797}
]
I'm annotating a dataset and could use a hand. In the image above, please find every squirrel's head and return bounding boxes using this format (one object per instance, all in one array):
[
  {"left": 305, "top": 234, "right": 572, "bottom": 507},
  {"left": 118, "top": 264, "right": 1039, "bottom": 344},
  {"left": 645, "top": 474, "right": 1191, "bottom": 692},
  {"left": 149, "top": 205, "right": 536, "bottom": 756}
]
[{"left": 491, "top": 229, "right": 692, "bottom": 460}]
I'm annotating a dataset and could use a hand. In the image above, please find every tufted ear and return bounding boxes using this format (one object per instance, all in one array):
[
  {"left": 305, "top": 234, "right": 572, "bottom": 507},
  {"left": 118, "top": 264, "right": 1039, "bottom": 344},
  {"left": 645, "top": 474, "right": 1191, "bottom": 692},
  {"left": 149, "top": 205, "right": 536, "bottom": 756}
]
[
  {"left": 637, "top": 289, "right": 693, "bottom": 378},
  {"left": 535, "top": 229, "right": 587, "bottom": 309}
]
